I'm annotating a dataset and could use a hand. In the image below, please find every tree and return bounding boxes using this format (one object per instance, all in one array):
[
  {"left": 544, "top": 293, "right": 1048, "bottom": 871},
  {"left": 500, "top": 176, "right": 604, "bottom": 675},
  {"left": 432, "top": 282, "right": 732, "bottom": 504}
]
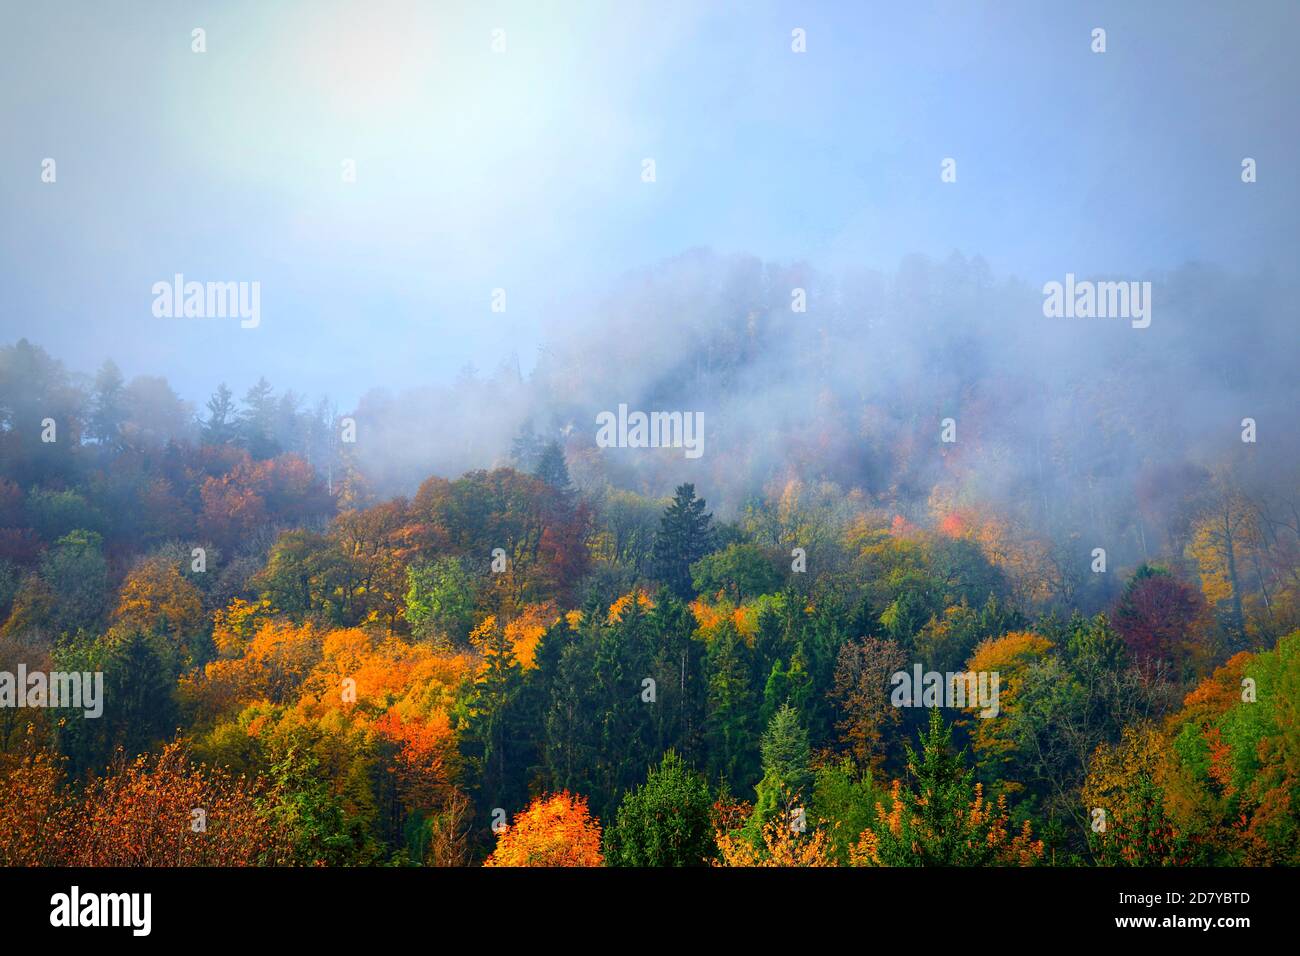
[
  {"left": 705, "top": 623, "right": 759, "bottom": 792},
  {"left": 852, "top": 710, "right": 1044, "bottom": 866},
  {"left": 652, "top": 483, "right": 716, "bottom": 599},
  {"left": 832, "top": 636, "right": 906, "bottom": 769},
  {"left": 811, "top": 756, "right": 884, "bottom": 864},
  {"left": 67, "top": 743, "right": 290, "bottom": 866},
  {"left": 0, "top": 737, "right": 292, "bottom": 866},
  {"left": 533, "top": 439, "right": 574, "bottom": 497},
  {"left": 201, "top": 383, "right": 239, "bottom": 445},
  {"left": 463, "top": 617, "right": 530, "bottom": 814},
  {"left": 714, "top": 810, "right": 835, "bottom": 867},
  {"left": 38, "top": 529, "right": 109, "bottom": 636},
  {"left": 238, "top": 377, "right": 280, "bottom": 458},
  {"left": 509, "top": 419, "right": 544, "bottom": 473},
  {"left": 1081, "top": 724, "right": 1188, "bottom": 866},
  {"left": 1113, "top": 564, "right": 1206, "bottom": 671},
  {"left": 1187, "top": 483, "right": 1257, "bottom": 649},
  {"left": 405, "top": 557, "right": 476, "bottom": 644},
  {"left": 963, "top": 630, "right": 1057, "bottom": 779},
  {"left": 255, "top": 530, "right": 351, "bottom": 623},
  {"left": 89, "top": 359, "right": 126, "bottom": 448},
  {"left": 121, "top": 375, "right": 193, "bottom": 447},
  {"left": 691, "top": 542, "right": 781, "bottom": 602},
  {"left": 749, "top": 702, "right": 812, "bottom": 834},
  {"left": 483, "top": 791, "right": 603, "bottom": 866},
  {"left": 114, "top": 557, "right": 207, "bottom": 659},
  {"left": 605, "top": 750, "right": 716, "bottom": 866}
]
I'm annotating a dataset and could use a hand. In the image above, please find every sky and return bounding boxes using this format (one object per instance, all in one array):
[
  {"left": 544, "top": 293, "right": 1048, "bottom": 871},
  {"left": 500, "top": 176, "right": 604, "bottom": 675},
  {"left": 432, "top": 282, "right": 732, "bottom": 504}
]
[{"left": 1, "top": 0, "right": 1296, "bottom": 408}]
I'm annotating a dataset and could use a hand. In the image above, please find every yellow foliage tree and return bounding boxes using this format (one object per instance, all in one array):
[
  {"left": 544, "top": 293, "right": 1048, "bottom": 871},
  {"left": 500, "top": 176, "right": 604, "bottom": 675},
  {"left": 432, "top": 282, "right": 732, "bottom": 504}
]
[{"left": 483, "top": 791, "right": 603, "bottom": 867}]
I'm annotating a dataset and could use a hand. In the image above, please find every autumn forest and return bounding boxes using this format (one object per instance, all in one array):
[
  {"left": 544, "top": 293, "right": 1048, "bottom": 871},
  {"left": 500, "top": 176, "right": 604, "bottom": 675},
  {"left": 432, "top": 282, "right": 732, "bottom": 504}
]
[{"left": 0, "top": 328, "right": 1296, "bottom": 869}]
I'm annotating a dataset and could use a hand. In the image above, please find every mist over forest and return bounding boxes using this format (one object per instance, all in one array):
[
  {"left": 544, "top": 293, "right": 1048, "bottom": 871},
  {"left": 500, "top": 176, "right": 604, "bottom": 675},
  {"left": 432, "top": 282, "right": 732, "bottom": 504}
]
[
  {"left": 1, "top": 1, "right": 1298, "bottom": 880},
  {"left": 7, "top": 246, "right": 1295, "bottom": 621}
]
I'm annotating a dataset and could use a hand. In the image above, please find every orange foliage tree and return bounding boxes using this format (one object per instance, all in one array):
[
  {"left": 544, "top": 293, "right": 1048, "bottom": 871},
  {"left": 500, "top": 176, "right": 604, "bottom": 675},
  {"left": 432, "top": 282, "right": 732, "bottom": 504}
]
[
  {"left": 0, "top": 732, "right": 290, "bottom": 866},
  {"left": 483, "top": 791, "right": 604, "bottom": 867}
]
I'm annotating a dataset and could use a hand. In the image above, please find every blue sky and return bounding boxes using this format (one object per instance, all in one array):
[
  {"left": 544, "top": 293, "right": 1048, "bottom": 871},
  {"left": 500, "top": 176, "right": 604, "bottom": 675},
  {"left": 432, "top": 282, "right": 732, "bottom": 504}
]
[{"left": 2, "top": 0, "right": 1295, "bottom": 407}]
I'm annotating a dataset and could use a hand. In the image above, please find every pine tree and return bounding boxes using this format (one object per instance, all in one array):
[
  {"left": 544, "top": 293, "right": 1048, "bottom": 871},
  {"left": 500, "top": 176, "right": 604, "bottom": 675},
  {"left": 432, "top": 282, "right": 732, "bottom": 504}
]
[
  {"left": 591, "top": 596, "right": 655, "bottom": 818},
  {"left": 533, "top": 440, "right": 574, "bottom": 496},
  {"left": 854, "top": 709, "right": 1042, "bottom": 866},
  {"left": 239, "top": 377, "right": 279, "bottom": 458},
  {"left": 200, "top": 383, "right": 238, "bottom": 445},
  {"left": 651, "top": 483, "right": 716, "bottom": 599},
  {"left": 89, "top": 360, "right": 125, "bottom": 448},
  {"left": 647, "top": 592, "right": 707, "bottom": 760},
  {"left": 509, "top": 419, "right": 544, "bottom": 472}
]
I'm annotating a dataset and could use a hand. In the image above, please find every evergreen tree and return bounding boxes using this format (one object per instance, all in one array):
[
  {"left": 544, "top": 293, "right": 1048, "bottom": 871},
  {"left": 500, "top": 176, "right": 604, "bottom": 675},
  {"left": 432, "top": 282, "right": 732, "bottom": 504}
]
[
  {"left": 605, "top": 750, "right": 717, "bottom": 866},
  {"left": 201, "top": 383, "right": 238, "bottom": 445},
  {"left": 239, "top": 377, "right": 279, "bottom": 458},
  {"left": 462, "top": 619, "right": 530, "bottom": 815},
  {"left": 705, "top": 622, "right": 759, "bottom": 793},
  {"left": 533, "top": 440, "right": 574, "bottom": 495},
  {"left": 647, "top": 592, "right": 707, "bottom": 761},
  {"left": 509, "top": 419, "right": 544, "bottom": 472},
  {"left": 857, "top": 710, "right": 1041, "bottom": 866},
  {"left": 106, "top": 632, "right": 180, "bottom": 764},
  {"left": 591, "top": 596, "right": 656, "bottom": 818},
  {"left": 749, "top": 702, "right": 812, "bottom": 834},
  {"left": 89, "top": 360, "right": 125, "bottom": 448},
  {"left": 651, "top": 483, "right": 716, "bottom": 599}
]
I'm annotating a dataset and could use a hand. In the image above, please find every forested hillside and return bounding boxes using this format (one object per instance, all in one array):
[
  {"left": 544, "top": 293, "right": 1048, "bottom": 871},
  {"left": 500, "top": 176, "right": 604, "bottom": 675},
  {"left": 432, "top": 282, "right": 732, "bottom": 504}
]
[{"left": 0, "top": 335, "right": 1297, "bottom": 867}]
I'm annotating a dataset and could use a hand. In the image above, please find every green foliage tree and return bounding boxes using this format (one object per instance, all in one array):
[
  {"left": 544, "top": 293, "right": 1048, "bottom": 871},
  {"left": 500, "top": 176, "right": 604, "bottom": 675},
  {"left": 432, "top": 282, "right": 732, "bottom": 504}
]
[
  {"left": 605, "top": 750, "right": 717, "bottom": 866},
  {"left": 38, "top": 529, "right": 108, "bottom": 635},
  {"left": 859, "top": 710, "right": 1040, "bottom": 866},
  {"left": 405, "top": 556, "right": 477, "bottom": 644},
  {"left": 691, "top": 542, "right": 781, "bottom": 602},
  {"left": 705, "top": 622, "right": 759, "bottom": 793},
  {"left": 749, "top": 702, "right": 812, "bottom": 834},
  {"left": 811, "top": 756, "right": 883, "bottom": 864}
]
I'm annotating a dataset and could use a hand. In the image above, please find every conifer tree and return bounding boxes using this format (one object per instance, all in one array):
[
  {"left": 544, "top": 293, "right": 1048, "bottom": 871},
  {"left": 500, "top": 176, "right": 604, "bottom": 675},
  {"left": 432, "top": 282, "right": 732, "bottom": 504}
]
[
  {"left": 651, "top": 483, "right": 716, "bottom": 599},
  {"left": 606, "top": 750, "right": 717, "bottom": 866}
]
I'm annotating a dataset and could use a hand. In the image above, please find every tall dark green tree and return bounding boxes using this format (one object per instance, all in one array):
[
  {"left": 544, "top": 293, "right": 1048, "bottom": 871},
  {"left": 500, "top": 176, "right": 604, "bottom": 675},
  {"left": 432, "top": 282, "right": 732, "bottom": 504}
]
[
  {"left": 462, "top": 618, "right": 530, "bottom": 816},
  {"left": 705, "top": 622, "right": 759, "bottom": 793},
  {"left": 859, "top": 710, "right": 1040, "bottom": 866},
  {"left": 647, "top": 592, "right": 707, "bottom": 761},
  {"left": 591, "top": 594, "right": 656, "bottom": 818},
  {"left": 533, "top": 440, "right": 574, "bottom": 497},
  {"left": 509, "top": 419, "right": 544, "bottom": 472},
  {"left": 651, "top": 483, "right": 716, "bottom": 599},
  {"left": 57, "top": 632, "right": 180, "bottom": 776}
]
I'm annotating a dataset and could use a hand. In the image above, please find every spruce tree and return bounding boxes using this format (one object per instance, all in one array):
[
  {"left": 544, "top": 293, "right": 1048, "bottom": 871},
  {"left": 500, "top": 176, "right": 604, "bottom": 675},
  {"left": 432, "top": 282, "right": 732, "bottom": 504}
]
[
  {"left": 705, "top": 623, "right": 759, "bottom": 792},
  {"left": 200, "top": 383, "right": 238, "bottom": 445},
  {"left": 749, "top": 702, "right": 812, "bottom": 834},
  {"left": 239, "top": 376, "right": 279, "bottom": 458},
  {"left": 533, "top": 439, "right": 574, "bottom": 493},
  {"left": 651, "top": 483, "right": 716, "bottom": 599}
]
